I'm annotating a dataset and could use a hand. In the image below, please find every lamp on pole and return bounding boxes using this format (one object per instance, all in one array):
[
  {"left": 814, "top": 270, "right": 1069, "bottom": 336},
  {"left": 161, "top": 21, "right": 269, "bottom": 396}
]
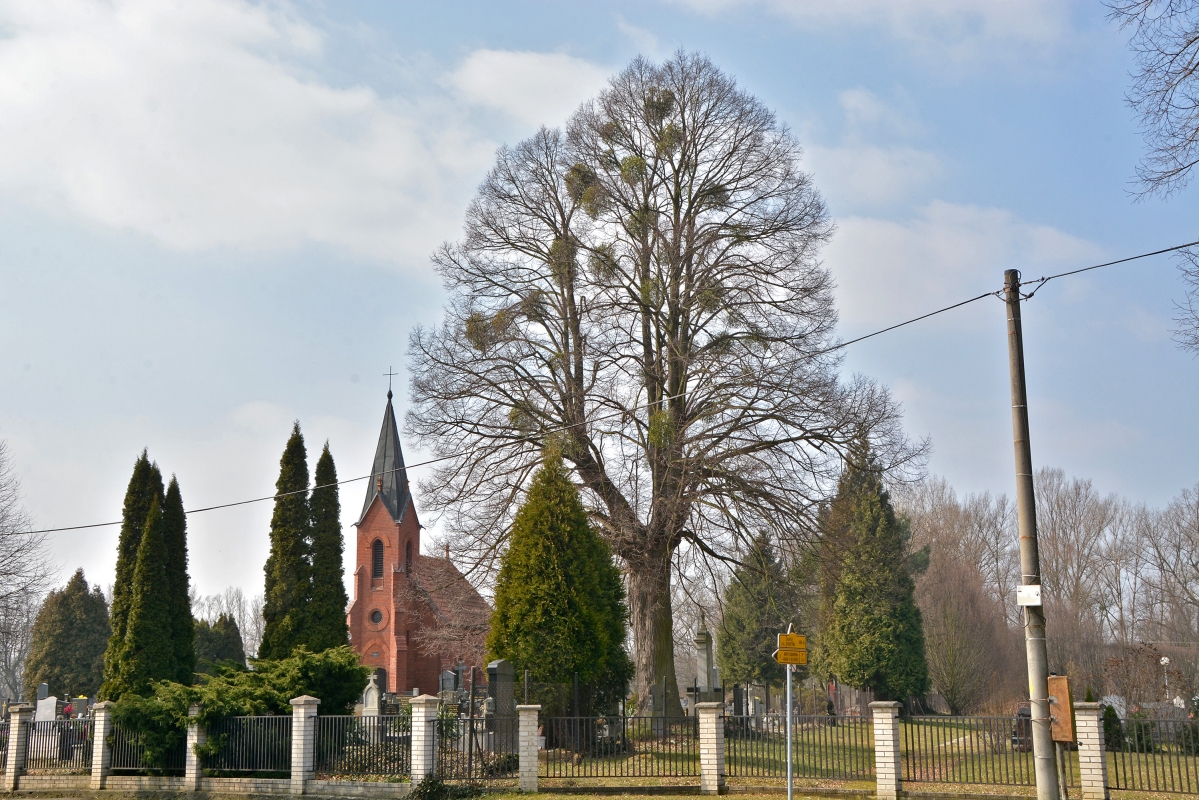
[{"left": 1161, "top": 656, "right": 1171, "bottom": 702}]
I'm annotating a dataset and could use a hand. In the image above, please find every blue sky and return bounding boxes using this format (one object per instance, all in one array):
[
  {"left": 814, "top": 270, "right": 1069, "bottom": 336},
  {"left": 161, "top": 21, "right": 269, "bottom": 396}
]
[{"left": 1, "top": 0, "right": 1195, "bottom": 600}]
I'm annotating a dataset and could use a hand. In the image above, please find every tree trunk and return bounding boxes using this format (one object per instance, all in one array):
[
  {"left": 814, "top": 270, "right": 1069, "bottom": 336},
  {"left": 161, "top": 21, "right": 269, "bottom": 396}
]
[{"left": 627, "top": 559, "right": 681, "bottom": 716}]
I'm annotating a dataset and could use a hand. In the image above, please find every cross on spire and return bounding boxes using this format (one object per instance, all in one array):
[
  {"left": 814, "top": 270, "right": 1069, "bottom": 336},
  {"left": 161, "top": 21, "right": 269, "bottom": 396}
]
[{"left": 384, "top": 366, "right": 398, "bottom": 398}]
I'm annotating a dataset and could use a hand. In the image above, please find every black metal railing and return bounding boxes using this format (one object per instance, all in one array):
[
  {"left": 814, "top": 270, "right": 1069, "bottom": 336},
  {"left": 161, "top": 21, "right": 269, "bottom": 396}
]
[
  {"left": 434, "top": 716, "right": 518, "bottom": 780},
  {"left": 901, "top": 716, "right": 1050, "bottom": 786},
  {"left": 315, "top": 715, "right": 411, "bottom": 779},
  {"left": 202, "top": 716, "right": 291, "bottom": 775},
  {"left": 540, "top": 716, "right": 698, "bottom": 779},
  {"left": 25, "top": 719, "right": 93, "bottom": 774},
  {"left": 108, "top": 724, "right": 187, "bottom": 775},
  {"left": 0, "top": 719, "right": 8, "bottom": 772},
  {"left": 1107, "top": 717, "right": 1199, "bottom": 794},
  {"left": 725, "top": 715, "right": 874, "bottom": 781}
]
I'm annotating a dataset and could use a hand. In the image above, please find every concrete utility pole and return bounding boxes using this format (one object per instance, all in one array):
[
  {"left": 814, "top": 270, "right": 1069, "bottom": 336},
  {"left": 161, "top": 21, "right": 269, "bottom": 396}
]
[{"left": 1004, "top": 269, "right": 1059, "bottom": 800}]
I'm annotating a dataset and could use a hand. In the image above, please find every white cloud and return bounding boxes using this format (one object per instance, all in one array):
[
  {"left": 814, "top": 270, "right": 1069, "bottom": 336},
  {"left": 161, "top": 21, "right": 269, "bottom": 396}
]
[
  {"left": 0, "top": 1, "right": 608, "bottom": 265},
  {"left": 616, "top": 16, "right": 662, "bottom": 56},
  {"left": 448, "top": 50, "right": 611, "bottom": 129},
  {"left": 807, "top": 144, "right": 940, "bottom": 208},
  {"left": 667, "top": 0, "right": 1071, "bottom": 61},
  {"left": 826, "top": 201, "right": 1103, "bottom": 330}
]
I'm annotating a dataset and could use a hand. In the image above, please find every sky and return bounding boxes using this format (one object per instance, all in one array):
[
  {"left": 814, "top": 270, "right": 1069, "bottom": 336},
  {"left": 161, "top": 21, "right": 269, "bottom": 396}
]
[{"left": 1, "top": 0, "right": 1196, "bottom": 602}]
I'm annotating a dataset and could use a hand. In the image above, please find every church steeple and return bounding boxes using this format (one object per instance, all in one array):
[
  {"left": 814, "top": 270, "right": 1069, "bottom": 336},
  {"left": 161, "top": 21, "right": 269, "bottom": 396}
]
[{"left": 359, "top": 389, "right": 412, "bottom": 525}]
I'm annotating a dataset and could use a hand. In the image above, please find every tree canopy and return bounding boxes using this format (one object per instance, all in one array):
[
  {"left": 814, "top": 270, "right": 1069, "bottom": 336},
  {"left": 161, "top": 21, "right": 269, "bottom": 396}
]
[
  {"left": 23, "top": 569, "right": 109, "bottom": 700},
  {"left": 813, "top": 451, "right": 929, "bottom": 702},
  {"left": 408, "top": 51, "right": 915, "bottom": 712},
  {"left": 308, "top": 442, "right": 349, "bottom": 652},
  {"left": 261, "top": 423, "right": 312, "bottom": 660},
  {"left": 487, "top": 455, "right": 631, "bottom": 714},
  {"left": 716, "top": 533, "right": 801, "bottom": 689},
  {"left": 195, "top": 613, "right": 247, "bottom": 675}
]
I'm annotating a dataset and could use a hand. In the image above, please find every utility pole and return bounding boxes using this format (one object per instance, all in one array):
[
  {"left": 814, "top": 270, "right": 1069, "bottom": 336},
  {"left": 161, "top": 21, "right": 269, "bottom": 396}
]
[{"left": 1004, "top": 269, "right": 1059, "bottom": 800}]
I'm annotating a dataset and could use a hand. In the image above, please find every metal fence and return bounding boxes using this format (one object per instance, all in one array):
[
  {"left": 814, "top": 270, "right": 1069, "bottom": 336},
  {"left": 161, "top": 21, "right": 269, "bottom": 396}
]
[
  {"left": 900, "top": 716, "right": 1044, "bottom": 786},
  {"left": 202, "top": 716, "right": 291, "bottom": 775},
  {"left": 25, "top": 719, "right": 93, "bottom": 774},
  {"left": 1107, "top": 717, "right": 1199, "bottom": 794},
  {"left": 434, "top": 716, "right": 518, "bottom": 781},
  {"left": 725, "top": 715, "right": 874, "bottom": 781},
  {"left": 315, "top": 715, "right": 411, "bottom": 779},
  {"left": 540, "top": 716, "right": 698, "bottom": 780},
  {"left": 0, "top": 719, "right": 8, "bottom": 772},
  {"left": 108, "top": 724, "right": 187, "bottom": 775}
]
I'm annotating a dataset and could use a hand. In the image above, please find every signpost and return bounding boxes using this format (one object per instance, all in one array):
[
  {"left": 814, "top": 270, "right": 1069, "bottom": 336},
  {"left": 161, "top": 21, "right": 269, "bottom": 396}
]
[{"left": 773, "top": 626, "right": 808, "bottom": 800}]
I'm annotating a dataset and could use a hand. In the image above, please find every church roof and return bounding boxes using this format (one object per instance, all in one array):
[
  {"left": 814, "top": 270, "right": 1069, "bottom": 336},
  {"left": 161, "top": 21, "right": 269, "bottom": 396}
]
[{"left": 358, "top": 389, "right": 412, "bottom": 526}]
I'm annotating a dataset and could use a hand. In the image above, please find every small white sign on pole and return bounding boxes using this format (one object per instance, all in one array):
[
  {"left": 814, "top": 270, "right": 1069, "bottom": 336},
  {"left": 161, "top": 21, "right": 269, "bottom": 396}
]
[{"left": 1016, "top": 585, "right": 1043, "bottom": 607}]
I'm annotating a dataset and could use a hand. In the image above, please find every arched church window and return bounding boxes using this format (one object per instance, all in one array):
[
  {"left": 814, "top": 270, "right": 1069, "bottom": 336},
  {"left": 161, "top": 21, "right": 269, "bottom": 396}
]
[
  {"left": 372, "top": 539, "right": 384, "bottom": 579},
  {"left": 405, "top": 541, "right": 412, "bottom": 573}
]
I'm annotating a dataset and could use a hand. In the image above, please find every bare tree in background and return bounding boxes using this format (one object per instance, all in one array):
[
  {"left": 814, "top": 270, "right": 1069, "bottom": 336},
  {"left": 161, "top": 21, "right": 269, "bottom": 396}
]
[
  {"left": 0, "top": 441, "right": 50, "bottom": 697},
  {"left": 407, "top": 52, "right": 919, "bottom": 712},
  {"left": 1108, "top": 0, "right": 1199, "bottom": 351},
  {"left": 191, "top": 587, "right": 265, "bottom": 659}
]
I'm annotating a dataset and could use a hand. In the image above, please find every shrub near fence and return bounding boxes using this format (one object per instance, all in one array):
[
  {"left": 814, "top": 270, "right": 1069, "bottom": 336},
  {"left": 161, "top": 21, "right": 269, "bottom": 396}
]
[
  {"left": 315, "top": 715, "right": 411, "bottom": 780},
  {"left": 25, "top": 719, "right": 93, "bottom": 774},
  {"left": 725, "top": 715, "right": 874, "bottom": 781},
  {"left": 201, "top": 716, "right": 291, "bottom": 776},
  {"left": 540, "top": 716, "right": 698, "bottom": 780}
]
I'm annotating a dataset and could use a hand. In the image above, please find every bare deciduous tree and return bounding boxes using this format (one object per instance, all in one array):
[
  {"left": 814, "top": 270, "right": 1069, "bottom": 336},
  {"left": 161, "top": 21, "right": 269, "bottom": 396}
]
[
  {"left": 407, "top": 52, "right": 919, "bottom": 712},
  {"left": 0, "top": 440, "right": 50, "bottom": 699}
]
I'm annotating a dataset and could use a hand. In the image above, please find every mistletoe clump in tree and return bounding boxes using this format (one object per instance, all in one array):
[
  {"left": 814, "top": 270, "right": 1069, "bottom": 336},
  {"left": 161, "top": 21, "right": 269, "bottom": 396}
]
[{"left": 408, "top": 52, "right": 915, "bottom": 711}]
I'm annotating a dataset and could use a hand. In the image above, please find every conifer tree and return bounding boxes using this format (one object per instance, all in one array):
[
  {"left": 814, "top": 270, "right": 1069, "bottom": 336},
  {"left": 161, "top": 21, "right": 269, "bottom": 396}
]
[
  {"left": 161, "top": 478, "right": 195, "bottom": 684},
  {"left": 260, "top": 423, "right": 312, "bottom": 660},
  {"left": 101, "top": 451, "right": 163, "bottom": 699},
  {"left": 717, "top": 534, "right": 802, "bottom": 689},
  {"left": 194, "top": 613, "right": 247, "bottom": 674},
  {"left": 308, "top": 442, "right": 349, "bottom": 651},
  {"left": 486, "top": 455, "right": 632, "bottom": 713},
  {"left": 114, "top": 497, "right": 176, "bottom": 698},
  {"left": 813, "top": 450, "right": 929, "bottom": 702},
  {"left": 23, "top": 569, "right": 110, "bottom": 699}
]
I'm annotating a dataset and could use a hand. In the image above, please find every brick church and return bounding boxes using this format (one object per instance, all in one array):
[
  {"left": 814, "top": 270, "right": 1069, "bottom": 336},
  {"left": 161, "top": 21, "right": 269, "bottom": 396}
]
[{"left": 346, "top": 389, "right": 489, "bottom": 694}]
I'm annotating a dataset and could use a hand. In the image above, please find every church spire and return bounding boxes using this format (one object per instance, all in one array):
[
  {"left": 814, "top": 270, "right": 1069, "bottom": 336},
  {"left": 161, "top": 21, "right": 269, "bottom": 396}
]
[{"left": 359, "top": 389, "right": 411, "bottom": 525}]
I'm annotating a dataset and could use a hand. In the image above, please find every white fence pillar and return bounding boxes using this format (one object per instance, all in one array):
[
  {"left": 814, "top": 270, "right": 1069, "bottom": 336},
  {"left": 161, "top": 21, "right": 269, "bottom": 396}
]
[
  {"left": 870, "top": 701, "right": 901, "bottom": 800},
  {"left": 696, "top": 701, "right": 726, "bottom": 795},
  {"left": 184, "top": 703, "right": 205, "bottom": 791},
  {"left": 90, "top": 701, "right": 114, "bottom": 790},
  {"left": 289, "top": 695, "right": 320, "bottom": 795},
  {"left": 2, "top": 703, "right": 32, "bottom": 791},
  {"left": 517, "top": 704, "right": 540, "bottom": 792},
  {"left": 1074, "top": 702, "right": 1110, "bottom": 800},
  {"left": 410, "top": 695, "right": 440, "bottom": 783}
]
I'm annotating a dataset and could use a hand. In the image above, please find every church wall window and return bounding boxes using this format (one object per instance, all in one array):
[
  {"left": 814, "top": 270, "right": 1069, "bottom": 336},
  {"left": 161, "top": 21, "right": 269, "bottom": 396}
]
[
  {"left": 372, "top": 539, "right": 384, "bottom": 579},
  {"left": 405, "top": 541, "right": 412, "bottom": 573}
]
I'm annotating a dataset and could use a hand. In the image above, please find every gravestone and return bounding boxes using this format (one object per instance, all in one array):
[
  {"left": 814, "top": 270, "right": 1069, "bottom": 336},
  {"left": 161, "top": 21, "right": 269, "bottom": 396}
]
[
  {"left": 440, "top": 670, "right": 456, "bottom": 693},
  {"left": 487, "top": 659, "right": 516, "bottom": 753},
  {"left": 35, "top": 695, "right": 57, "bottom": 722},
  {"left": 362, "top": 673, "right": 380, "bottom": 717},
  {"left": 37, "top": 682, "right": 48, "bottom": 701}
]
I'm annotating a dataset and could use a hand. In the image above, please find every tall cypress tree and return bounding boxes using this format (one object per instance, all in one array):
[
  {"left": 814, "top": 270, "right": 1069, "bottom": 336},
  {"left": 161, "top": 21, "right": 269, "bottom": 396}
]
[
  {"left": 486, "top": 455, "right": 632, "bottom": 714},
  {"left": 308, "top": 442, "right": 349, "bottom": 651},
  {"left": 813, "top": 449, "right": 929, "bottom": 702},
  {"left": 260, "top": 423, "right": 312, "bottom": 660},
  {"left": 113, "top": 497, "right": 175, "bottom": 698},
  {"left": 162, "top": 477, "right": 194, "bottom": 684},
  {"left": 100, "top": 451, "right": 163, "bottom": 700},
  {"left": 194, "top": 613, "right": 247, "bottom": 674}
]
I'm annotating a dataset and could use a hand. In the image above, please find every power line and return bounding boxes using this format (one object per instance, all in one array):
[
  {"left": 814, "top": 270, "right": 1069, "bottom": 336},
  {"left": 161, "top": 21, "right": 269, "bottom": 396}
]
[{"left": 18, "top": 239, "right": 1193, "bottom": 536}]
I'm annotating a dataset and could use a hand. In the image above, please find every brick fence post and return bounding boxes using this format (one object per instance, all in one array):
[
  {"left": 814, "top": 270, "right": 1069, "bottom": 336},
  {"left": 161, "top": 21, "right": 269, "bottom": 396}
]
[
  {"left": 696, "top": 701, "right": 726, "bottom": 795},
  {"left": 290, "top": 695, "right": 320, "bottom": 795},
  {"left": 184, "top": 703, "right": 205, "bottom": 791},
  {"left": 2, "top": 703, "right": 32, "bottom": 791},
  {"left": 516, "top": 704, "right": 540, "bottom": 792},
  {"left": 1074, "top": 702, "right": 1109, "bottom": 800},
  {"left": 409, "top": 695, "right": 440, "bottom": 783},
  {"left": 90, "top": 701, "right": 114, "bottom": 790},
  {"left": 870, "top": 701, "right": 901, "bottom": 800}
]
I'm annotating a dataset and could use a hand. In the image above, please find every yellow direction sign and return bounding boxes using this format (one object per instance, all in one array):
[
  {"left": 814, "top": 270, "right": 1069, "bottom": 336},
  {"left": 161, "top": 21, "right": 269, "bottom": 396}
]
[
  {"left": 778, "top": 633, "right": 806, "bottom": 650},
  {"left": 773, "top": 648, "right": 808, "bottom": 665}
]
